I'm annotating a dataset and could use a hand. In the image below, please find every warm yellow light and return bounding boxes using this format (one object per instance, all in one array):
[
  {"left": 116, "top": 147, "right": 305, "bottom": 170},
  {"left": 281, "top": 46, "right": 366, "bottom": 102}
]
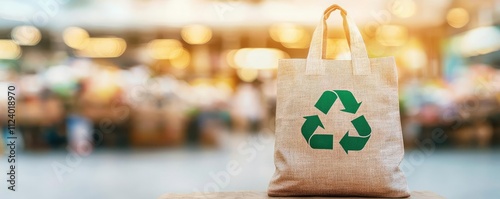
[
  {"left": 75, "top": 38, "right": 127, "bottom": 58},
  {"left": 401, "top": 38, "right": 427, "bottom": 70},
  {"left": 225, "top": 50, "right": 238, "bottom": 68},
  {"left": 0, "top": 40, "right": 21, "bottom": 60},
  {"left": 11, "top": 26, "right": 41, "bottom": 46},
  {"left": 214, "top": 79, "right": 233, "bottom": 93},
  {"left": 233, "top": 48, "right": 251, "bottom": 68},
  {"left": 181, "top": 25, "right": 212, "bottom": 45},
  {"left": 170, "top": 48, "right": 191, "bottom": 69},
  {"left": 366, "top": 41, "right": 387, "bottom": 57},
  {"left": 236, "top": 68, "right": 258, "bottom": 82},
  {"left": 403, "top": 49, "right": 427, "bottom": 70},
  {"left": 233, "top": 48, "right": 287, "bottom": 69},
  {"left": 89, "top": 68, "right": 120, "bottom": 102},
  {"left": 147, "top": 39, "right": 183, "bottom": 60},
  {"left": 63, "top": 27, "right": 90, "bottom": 50},
  {"left": 189, "top": 78, "right": 212, "bottom": 87},
  {"left": 269, "top": 23, "right": 310, "bottom": 49},
  {"left": 376, "top": 25, "right": 409, "bottom": 46},
  {"left": 447, "top": 8, "right": 469, "bottom": 28},
  {"left": 270, "top": 23, "right": 304, "bottom": 43},
  {"left": 282, "top": 31, "right": 310, "bottom": 49},
  {"left": 390, "top": 0, "right": 416, "bottom": 18},
  {"left": 326, "top": 39, "right": 350, "bottom": 58}
]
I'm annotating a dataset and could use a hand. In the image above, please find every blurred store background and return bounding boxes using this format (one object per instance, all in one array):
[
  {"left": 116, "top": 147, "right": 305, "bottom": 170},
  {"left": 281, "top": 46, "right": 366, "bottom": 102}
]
[{"left": 0, "top": 0, "right": 499, "bottom": 198}]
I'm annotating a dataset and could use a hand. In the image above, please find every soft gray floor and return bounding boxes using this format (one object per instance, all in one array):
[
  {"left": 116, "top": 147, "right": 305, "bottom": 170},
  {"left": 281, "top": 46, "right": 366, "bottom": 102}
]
[{"left": 1, "top": 135, "right": 499, "bottom": 199}]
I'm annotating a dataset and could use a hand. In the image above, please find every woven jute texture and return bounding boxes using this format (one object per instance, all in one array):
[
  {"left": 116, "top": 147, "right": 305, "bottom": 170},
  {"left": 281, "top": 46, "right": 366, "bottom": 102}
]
[{"left": 268, "top": 4, "right": 410, "bottom": 197}]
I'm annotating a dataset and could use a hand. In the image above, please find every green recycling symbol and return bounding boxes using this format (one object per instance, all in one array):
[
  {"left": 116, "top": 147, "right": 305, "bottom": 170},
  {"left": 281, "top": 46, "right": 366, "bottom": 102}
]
[{"left": 301, "top": 90, "right": 372, "bottom": 154}]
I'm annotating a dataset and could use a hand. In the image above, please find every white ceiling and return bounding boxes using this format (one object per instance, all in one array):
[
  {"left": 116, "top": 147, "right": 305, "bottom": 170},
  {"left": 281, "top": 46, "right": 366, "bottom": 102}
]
[{"left": 0, "top": 0, "right": 453, "bottom": 30}]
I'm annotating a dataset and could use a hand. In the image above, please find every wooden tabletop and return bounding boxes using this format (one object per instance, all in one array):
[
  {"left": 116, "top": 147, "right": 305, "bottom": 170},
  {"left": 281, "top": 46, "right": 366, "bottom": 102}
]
[{"left": 159, "top": 191, "right": 445, "bottom": 199}]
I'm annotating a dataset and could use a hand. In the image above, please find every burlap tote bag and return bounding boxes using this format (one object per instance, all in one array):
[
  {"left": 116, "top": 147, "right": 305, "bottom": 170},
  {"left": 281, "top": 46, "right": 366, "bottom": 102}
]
[{"left": 268, "top": 4, "right": 410, "bottom": 197}]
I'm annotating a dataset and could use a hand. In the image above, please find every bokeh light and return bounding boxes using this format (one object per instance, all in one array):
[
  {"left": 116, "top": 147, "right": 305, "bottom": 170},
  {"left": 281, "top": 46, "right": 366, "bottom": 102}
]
[
  {"left": 390, "top": 0, "right": 417, "bottom": 18},
  {"left": 269, "top": 23, "right": 310, "bottom": 49},
  {"left": 181, "top": 25, "right": 212, "bottom": 45},
  {"left": 147, "top": 39, "right": 183, "bottom": 60},
  {"left": 236, "top": 68, "right": 259, "bottom": 82},
  {"left": 233, "top": 48, "right": 288, "bottom": 69},
  {"left": 0, "top": 40, "right": 22, "bottom": 59},
  {"left": 447, "top": 8, "right": 470, "bottom": 28},
  {"left": 400, "top": 38, "right": 427, "bottom": 70},
  {"left": 11, "top": 26, "right": 42, "bottom": 46},
  {"left": 460, "top": 26, "right": 500, "bottom": 57},
  {"left": 170, "top": 48, "right": 191, "bottom": 69},
  {"left": 63, "top": 27, "right": 90, "bottom": 50},
  {"left": 75, "top": 38, "right": 127, "bottom": 58},
  {"left": 376, "top": 25, "right": 409, "bottom": 46}
]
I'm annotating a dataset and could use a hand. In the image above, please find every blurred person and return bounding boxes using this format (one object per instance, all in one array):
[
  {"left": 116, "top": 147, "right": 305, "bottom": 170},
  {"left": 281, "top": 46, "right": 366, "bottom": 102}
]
[
  {"left": 67, "top": 113, "right": 92, "bottom": 155},
  {"left": 39, "top": 90, "right": 67, "bottom": 148},
  {"left": 160, "top": 97, "right": 188, "bottom": 147},
  {"left": 260, "top": 79, "right": 277, "bottom": 132},
  {"left": 231, "top": 82, "right": 265, "bottom": 134},
  {"left": 128, "top": 78, "right": 176, "bottom": 147},
  {"left": 71, "top": 63, "right": 132, "bottom": 148},
  {"left": 475, "top": 120, "right": 494, "bottom": 148},
  {"left": 185, "top": 92, "right": 231, "bottom": 148},
  {"left": 17, "top": 94, "right": 43, "bottom": 150},
  {"left": 452, "top": 122, "right": 475, "bottom": 148},
  {"left": 197, "top": 101, "right": 231, "bottom": 148},
  {"left": 67, "top": 80, "right": 93, "bottom": 155},
  {"left": 489, "top": 111, "right": 500, "bottom": 145}
]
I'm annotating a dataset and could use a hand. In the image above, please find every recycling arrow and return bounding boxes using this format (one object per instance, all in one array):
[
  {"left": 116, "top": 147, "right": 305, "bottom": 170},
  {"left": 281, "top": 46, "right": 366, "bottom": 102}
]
[
  {"left": 334, "top": 90, "right": 362, "bottom": 114},
  {"left": 314, "top": 90, "right": 362, "bottom": 115},
  {"left": 301, "top": 115, "right": 333, "bottom": 149},
  {"left": 314, "top": 91, "right": 337, "bottom": 114},
  {"left": 339, "top": 115, "right": 372, "bottom": 154},
  {"left": 301, "top": 115, "right": 324, "bottom": 142},
  {"left": 301, "top": 90, "right": 371, "bottom": 153}
]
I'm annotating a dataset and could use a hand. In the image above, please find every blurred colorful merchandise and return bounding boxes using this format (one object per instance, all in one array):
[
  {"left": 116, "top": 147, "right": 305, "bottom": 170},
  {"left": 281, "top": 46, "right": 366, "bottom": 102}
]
[
  {"left": 0, "top": 1, "right": 498, "bottom": 151},
  {"left": 400, "top": 62, "right": 500, "bottom": 148}
]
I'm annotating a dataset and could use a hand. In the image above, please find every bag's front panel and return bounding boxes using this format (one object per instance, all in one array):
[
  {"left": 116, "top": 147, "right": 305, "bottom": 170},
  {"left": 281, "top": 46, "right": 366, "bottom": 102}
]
[{"left": 269, "top": 57, "right": 409, "bottom": 197}]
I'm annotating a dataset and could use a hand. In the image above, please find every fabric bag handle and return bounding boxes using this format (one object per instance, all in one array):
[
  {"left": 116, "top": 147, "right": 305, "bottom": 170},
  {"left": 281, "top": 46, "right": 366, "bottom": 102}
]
[{"left": 306, "top": 4, "right": 371, "bottom": 76}]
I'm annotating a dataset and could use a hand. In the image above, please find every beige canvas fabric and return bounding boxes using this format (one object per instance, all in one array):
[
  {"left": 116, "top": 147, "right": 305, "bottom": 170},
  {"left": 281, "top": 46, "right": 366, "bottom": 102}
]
[{"left": 268, "top": 4, "right": 410, "bottom": 197}]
